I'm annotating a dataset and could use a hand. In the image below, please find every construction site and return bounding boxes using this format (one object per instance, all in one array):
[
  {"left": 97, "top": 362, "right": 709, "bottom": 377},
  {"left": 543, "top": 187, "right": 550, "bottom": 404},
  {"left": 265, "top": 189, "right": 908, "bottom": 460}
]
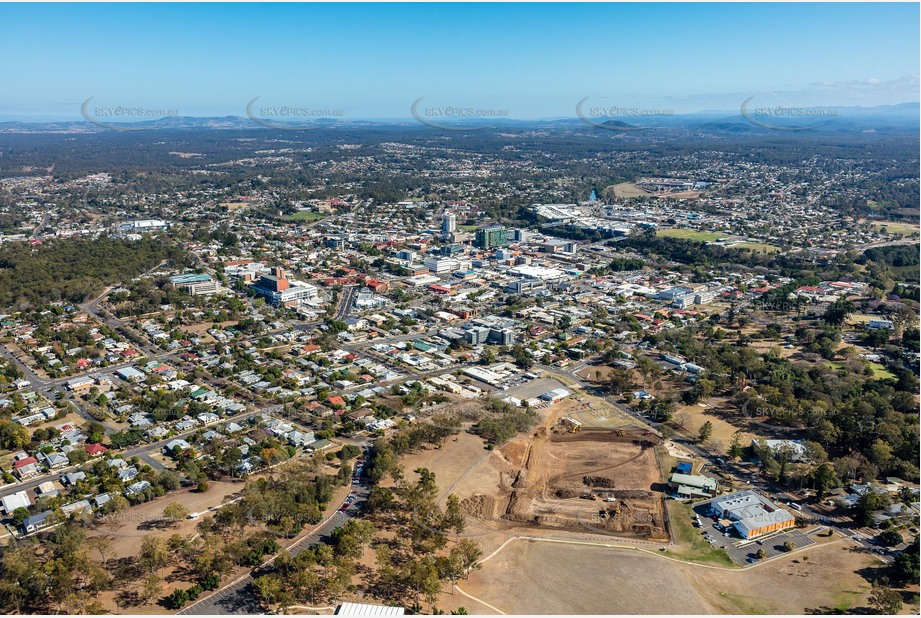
[{"left": 460, "top": 414, "right": 669, "bottom": 542}]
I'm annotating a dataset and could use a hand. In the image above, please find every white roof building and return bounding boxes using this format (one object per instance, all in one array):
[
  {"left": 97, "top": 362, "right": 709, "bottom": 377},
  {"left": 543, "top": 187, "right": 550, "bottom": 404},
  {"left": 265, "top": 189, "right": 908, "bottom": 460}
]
[
  {"left": 335, "top": 602, "right": 405, "bottom": 616},
  {"left": 1, "top": 490, "right": 31, "bottom": 514}
]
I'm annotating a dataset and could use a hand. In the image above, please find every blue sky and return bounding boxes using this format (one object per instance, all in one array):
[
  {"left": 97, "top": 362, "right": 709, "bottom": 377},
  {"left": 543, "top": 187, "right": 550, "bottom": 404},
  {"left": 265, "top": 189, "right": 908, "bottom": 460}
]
[{"left": 1, "top": 3, "right": 918, "bottom": 120}]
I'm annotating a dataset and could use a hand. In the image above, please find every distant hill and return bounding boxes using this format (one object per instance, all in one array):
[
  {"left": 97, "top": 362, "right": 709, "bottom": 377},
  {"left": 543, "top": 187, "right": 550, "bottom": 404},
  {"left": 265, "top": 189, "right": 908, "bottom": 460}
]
[{"left": 0, "top": 102, "right": 916, "bottom": 134}]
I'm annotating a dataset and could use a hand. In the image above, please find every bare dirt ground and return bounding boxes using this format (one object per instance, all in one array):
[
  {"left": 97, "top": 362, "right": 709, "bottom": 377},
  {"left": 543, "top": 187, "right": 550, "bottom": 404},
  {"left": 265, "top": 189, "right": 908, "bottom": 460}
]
[
  {"left": 675, "top": 397, "right": 762, "bottom": 447},
  {"left": 493, "top": 428, "right": 667, "bottom": 541},
  {"left": 684, "top": 541, "right": 885, "bottom": 614},
  {"left": 447, "top": 540, "right": 716, "bottom": 615},
  {"left": 87, "top": 479, "right": 248, "bottom": 559},
  {"left": 608, "top": 182, "right": 651, "bottom": 199},
  {"left": 402, "top": 402, "right": 668, "bottom": 544},
  {"left": 439, "top": 536, "right": 887, "bottom": 615}
]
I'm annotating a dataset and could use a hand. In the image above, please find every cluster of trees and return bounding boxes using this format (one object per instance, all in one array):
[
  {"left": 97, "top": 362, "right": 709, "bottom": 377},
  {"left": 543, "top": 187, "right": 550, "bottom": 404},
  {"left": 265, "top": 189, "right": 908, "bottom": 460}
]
[
  {"left": 368, "top": 468, "right": 482, "bottom": 610},
  {"left": 472, "top": 398, "right": 539, "bottom": 447},
  {"left": 196, "top": 459, "right": 347, "bottom": 540},
  {"left": 0, "top": 236, "right": 190, "bottom": 309},
  {"left": 660, "top": 325, "right": 919, "bottom": 484},
  {"left": 0, "top": 521, "right": 111, "bottom": 613},
  {"left": 252, "top": 520, "right": 374, "bottom": 611},
  {"left": 858, "top": 244, "right": 920, "bottom": 269}
]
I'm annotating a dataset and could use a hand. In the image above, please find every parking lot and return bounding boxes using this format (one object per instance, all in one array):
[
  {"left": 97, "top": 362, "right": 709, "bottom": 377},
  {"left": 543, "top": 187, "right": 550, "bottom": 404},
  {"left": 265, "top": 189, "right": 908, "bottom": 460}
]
[
  {"left": 690, "top": 502, "right": 817, "bottom": 566},
  {"left": 501, "top": 376, "right": 569, "bottom": 401},
  {"left": 725, "top": 528, "right": 816, "bottom": 565}
]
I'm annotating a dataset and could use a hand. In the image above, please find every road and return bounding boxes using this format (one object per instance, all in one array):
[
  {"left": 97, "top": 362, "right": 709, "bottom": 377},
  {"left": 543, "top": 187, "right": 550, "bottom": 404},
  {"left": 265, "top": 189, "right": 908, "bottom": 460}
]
[{"left": 334, "top": 285, "right": 359, "bottom": 320}]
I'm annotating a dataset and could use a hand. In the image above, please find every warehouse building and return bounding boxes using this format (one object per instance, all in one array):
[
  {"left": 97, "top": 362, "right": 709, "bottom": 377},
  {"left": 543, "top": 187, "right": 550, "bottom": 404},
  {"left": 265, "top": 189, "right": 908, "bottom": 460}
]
[{"left": 668, "top": 472, "right": 718, "bottom": 497}]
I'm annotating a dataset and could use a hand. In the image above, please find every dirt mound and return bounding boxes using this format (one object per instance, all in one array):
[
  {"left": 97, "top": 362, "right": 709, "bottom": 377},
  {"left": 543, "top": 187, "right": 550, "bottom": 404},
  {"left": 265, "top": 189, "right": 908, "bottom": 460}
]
[
  {"left": 499, "top": 439, "right": 530, "bottom": 468},
  {"left": 554, "top": 488, "right": 582, "bottom": 499},
  {"left": 583, "top": 475, "right": 616, "bottom": 488},
  {"left": 461, "top": 494, "right": 497, "bottom": 519},
  {"left": 609, "top": 489, "right": 655, "bottom": 500}
]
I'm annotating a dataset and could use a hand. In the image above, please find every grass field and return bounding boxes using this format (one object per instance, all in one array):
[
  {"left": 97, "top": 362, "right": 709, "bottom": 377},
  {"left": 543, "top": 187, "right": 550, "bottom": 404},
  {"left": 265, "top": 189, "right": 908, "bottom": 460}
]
[
  {"left": 459, "top": 224, "right": 479, "bottom": 232},
  {"left": 731, "top": 241, "right": 781, "bottom": 253},
  {"left": 658, "top": 229, "right": 724, "bottom": 242},
  {"left": 867, "top": 361, "right": 896, "bottom": 380},
  {"left": 285, "top": 210, "right": 326, "bottom": 222},
  {"left": 675, "top": 398, "right": 760, "bottom": 447},
  {"left": 663, "top": 500, "right": 735, "bottom": 567},
  {"left": 872, "top": 221, "right": 920, "bottom": 236}
]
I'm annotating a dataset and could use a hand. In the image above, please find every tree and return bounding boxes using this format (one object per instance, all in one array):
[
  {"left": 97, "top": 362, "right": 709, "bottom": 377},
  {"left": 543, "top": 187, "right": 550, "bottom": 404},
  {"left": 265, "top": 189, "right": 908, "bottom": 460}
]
[
  {"left": 756, "top": 549, "right": 767, "bottom": 560},
  {"left": 162, "top": 502, "right": 189, "bottom": 523},
  {"left": 728, "top": 430, "right": 745, "bottom": 460},
  {"left": 139, "top": 574, "right": 162, "bottom": 604},
  {"left": 252, "top": 574, "right": 292, "bottom": 611},
  {"left": 165, "top": 588, "right": 189, "bottom": 610},
  {"left": 783, "top": 541, "right": 796, "bottom": 552},
  {"left": 88, "top": 536, "right": 113, "bottom": 565},
  {"left": 0, "top": 421, "right": 30, "bottom": 450},
  {"left": 868, "top": 581, "right": 902, "bottom": 615},
  {"left": 442, "top": 495, "right": 465, "bottom": 534},
  {"left": 698, "top": 421, "right": 713, "bottom": 444},
  {"left": 811, "top": 462, "right": 841, "bottom": 500},
  {"left": 406, "top": 556, "right": 442, "bottom": 605},
  {"left": 138, "top": 537, "right": 170, "bottom": 573},
  {"left": 453, "top": 539, "right": 482, "bottom": 579},
  {"left": 878, "top": 530, "right": 902, "bottom": 547},
  {"left": 222, "top": 447, "right": 243, "bottom": 476},
  {"left": 11, "top": 507, "right": 30, "bottom": 526},
  {"left": 854, "top": 491, "right": 889, "bottom": 527},
  {"left": 889, "top": 538, "right": 920, "bottom": 585}
]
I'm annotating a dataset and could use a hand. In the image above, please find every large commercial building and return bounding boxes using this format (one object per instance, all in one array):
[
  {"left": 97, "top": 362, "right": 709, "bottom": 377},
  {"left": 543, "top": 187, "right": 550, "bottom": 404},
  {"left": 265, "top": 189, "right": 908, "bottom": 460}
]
[
  {"left": 250, "top": 267, "right": 318, "bottom": 307},
  {"left": 475, "top": 225, "right": 509, "bottom": 249},
  {"left": 169, "top": 273, "right": 221, "bottom": 296},
  {"left": 709, "top": 490, "right": 795, "bottom": 539},
  {"left": 424, "top": 256, "right": 460, "bottom": 274},
  {"left": 117, "top": 219, "right": 169, "bottom": 235}
]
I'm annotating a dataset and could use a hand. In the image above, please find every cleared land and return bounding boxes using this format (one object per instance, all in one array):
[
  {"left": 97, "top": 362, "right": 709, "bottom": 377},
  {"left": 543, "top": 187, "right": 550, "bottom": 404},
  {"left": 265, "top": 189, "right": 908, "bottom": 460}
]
[
  {"left": 674, "top": 397, "right": 763, "bottom": 448},
  {"left": 453, "top": 540, "right": 715, "bottom": 615},
  {"left": 285, "top": 211, "right": 327, "bottom": 222},
  {"left": 658, "top": 229, "right": 725, "bottom": 242},
  {"left": 609, "top": 182, "right": 652, "bottom": 198},
  {"left": 87, "top": 480, "right": 247, "bottom": 559},
  {"left": 871, "top": 221, "right": 920, "bottom": 236},
  {"left": 442, "top": 534, "right": 884, "bottom": 615},
  {"left": 731, "top": 241, "right": 781, "bottom": 253},
  {"left": 405, "top": 405, "right": 668, "bottom": 542}
]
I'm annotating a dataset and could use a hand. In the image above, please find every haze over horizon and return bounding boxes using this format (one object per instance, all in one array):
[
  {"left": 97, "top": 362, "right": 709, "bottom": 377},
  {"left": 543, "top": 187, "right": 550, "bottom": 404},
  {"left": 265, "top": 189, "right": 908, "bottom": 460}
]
[{"left": 1, "top": 2, "right": 919, "bottom": 121}]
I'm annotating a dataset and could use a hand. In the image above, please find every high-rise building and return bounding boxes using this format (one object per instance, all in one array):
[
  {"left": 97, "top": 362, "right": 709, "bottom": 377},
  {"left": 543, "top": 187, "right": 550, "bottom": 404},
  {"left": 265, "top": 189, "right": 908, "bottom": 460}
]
[
  {"left": 475, "top": 225, "right": 508, "bottom": 249},
  {"left": 442, "top": 213, "right": 457, "bottom": 234}
]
